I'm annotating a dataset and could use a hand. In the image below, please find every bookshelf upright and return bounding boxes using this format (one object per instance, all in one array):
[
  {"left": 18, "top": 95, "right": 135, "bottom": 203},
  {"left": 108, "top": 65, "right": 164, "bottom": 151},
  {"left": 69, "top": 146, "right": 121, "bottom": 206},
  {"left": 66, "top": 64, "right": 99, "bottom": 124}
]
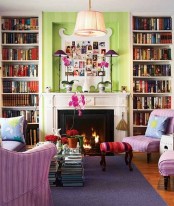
[
  {"left": 0, "top": 12, "right": 42, "bottom": 146},
  {"left": 131, "top": 13, "right": 174, "bottom": 136}
]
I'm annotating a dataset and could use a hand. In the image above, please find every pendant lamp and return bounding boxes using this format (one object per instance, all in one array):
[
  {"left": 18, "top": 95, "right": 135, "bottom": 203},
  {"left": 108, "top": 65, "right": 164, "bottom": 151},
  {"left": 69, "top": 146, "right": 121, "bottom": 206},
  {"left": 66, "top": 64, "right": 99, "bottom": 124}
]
[{"left": 74, "top": 0, "right": 106, "bottom": 37}]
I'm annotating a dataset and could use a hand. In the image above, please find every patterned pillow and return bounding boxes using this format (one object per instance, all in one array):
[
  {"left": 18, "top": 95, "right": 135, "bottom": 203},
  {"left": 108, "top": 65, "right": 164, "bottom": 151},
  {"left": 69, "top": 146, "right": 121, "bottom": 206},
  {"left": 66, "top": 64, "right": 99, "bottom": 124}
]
[
  {"left": 145, "top": 115, "right": 169, "bottom": 138},
  {"left": 0, "top": 116, "right": 25, "bottom": 143}
]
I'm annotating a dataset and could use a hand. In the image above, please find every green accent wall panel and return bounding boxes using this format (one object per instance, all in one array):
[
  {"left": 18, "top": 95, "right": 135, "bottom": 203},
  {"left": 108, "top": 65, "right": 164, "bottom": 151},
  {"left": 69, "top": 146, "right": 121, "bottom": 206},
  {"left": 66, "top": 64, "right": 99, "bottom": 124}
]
[{"left": 42, "top": 12, "right": 130, "bottom": 92}]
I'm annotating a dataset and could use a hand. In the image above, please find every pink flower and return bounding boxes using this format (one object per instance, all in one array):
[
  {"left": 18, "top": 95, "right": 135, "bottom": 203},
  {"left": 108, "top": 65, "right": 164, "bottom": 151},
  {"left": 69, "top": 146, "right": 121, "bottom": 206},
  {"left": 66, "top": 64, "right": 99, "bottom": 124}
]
[
  {"left": 69, "top": 93, "right": 86, "bottom": 116},
  {"left": 100, "top": 61, "right": 109, "bottom": 68},
  {"left": 62, "top": 57, "right": 71, "bottom": 66}
]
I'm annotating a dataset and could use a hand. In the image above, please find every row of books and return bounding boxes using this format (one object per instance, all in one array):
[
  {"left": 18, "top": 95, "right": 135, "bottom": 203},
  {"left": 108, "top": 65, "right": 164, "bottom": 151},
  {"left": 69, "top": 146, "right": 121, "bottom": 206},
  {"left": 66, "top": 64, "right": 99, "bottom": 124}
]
[
  {"left": 2, "top": 64, "right": 38, "bottom": 77},
  {"left": 2, "top": 94, "right": 39, "bottom": 106},
  {"left": 61, "top": 155, "right": 84, "bottom": 187},
  {"left": 2, "top": 33, "right": 39, "bottom": 44},
  {"left": 3, "top": 80, "right": 39, "bottom": 93},
  {"left": 49, "top": 156, "right": 59, "bottom": 187},
  {"left": 2, "top": 109, "right": 39, "bottom": 123},
  {"left": 2, "top": 47, "right": 39, "bottom": 61},
  {"left": 1, "top": 17, "right": 39, "bottom": 30},
  {"left": 133, "top": 48, "right": 171, "bottom": 60},
  {"left": 133, "top": 17, "right": 172, "bottom": 30},
  {"left": 133, "top": 32, "right": 172, "bottom": 44},
  {"left": 26, "top": 127, "right": 39, "bottom": 145},
  {"left": 133, "top": 64, "right": 171, "bottom": 77},
  {"left": 133, "top": 96, "right": 171, "bottom": 110},
  {"left": 133, "top": 80, "right": 171, "bottom": 93},
  {"left": 133, "top": 112, "right": 151, "bottom": 126}
]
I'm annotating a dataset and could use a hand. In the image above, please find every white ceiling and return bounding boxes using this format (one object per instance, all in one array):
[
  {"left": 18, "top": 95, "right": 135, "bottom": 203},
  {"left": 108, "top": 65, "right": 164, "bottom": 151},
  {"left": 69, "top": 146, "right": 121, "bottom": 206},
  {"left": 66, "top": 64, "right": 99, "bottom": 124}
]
[{"left": 0, "top": 0, "right": 174, "bottom": 12}]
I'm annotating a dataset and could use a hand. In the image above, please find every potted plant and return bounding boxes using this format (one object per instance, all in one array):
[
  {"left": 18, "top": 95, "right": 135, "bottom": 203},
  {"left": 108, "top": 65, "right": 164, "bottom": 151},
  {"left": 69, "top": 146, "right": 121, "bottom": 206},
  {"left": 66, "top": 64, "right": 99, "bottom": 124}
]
[
  {"left": 66, "top": 129, "right": 80, "bottom": 148},
  {"left": 61, "top": 80, "right": 75, "bottom": 92},
  {"left": 98, "top": 81, "right": 111, "bottom": 93}
]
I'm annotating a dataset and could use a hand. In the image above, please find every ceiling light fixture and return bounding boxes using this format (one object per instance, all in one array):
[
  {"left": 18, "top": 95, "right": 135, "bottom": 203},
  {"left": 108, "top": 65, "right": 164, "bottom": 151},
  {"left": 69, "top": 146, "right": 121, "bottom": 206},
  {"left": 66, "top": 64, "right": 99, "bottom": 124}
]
[{"left": 74, "top": 0, "right": 106, "bottom": 37}]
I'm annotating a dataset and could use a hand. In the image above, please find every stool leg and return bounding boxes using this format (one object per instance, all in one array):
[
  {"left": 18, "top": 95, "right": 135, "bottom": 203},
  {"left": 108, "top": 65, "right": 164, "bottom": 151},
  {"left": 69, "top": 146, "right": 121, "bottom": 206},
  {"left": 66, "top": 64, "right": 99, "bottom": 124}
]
[
  {"left": 100, "top": 152, "right": 106, "bottom": 171},
  {"left": 125, "top": 151, "right": 133, "bottom": 171},
  {"left": 164, "top": 176, "right": 169, "bottom": 190}
]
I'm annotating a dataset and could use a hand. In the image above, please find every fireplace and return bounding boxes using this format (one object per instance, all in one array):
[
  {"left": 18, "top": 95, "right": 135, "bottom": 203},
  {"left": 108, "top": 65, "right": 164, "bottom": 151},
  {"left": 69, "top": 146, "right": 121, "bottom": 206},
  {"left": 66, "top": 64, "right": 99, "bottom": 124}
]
[
  {"left": 42, "top": 93, "right": 129, "bottom": 146},
  {"left": 58, "top": 109, "right": 114, "bottom": 155}
]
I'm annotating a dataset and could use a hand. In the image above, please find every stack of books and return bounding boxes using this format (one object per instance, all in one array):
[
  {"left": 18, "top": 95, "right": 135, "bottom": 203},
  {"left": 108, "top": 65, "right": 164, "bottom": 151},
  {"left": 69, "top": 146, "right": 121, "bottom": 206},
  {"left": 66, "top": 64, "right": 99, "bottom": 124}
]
[
  {"left": 61, "top": 155, "right": 84, "bottom": 187},
  {"left": 49, "top": 155, "right": 58, "bottom": 187}
]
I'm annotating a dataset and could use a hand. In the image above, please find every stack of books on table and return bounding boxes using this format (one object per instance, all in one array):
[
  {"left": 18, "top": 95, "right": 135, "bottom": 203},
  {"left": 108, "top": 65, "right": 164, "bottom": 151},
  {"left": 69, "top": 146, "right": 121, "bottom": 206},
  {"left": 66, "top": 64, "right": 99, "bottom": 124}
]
[
  {"left": 61, "top": 155, "right": 84, "bottom": 187},
  {"left": 49, "top": 155, "right": 58, "bottom": 187}
]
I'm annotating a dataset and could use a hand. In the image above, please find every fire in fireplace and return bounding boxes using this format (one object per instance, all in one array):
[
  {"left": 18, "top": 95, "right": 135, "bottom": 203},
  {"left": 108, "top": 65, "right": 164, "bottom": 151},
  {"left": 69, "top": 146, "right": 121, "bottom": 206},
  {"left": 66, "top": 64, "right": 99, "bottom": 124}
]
[{"left": 58, "top": 109, "right": 114, "bottom": 155}]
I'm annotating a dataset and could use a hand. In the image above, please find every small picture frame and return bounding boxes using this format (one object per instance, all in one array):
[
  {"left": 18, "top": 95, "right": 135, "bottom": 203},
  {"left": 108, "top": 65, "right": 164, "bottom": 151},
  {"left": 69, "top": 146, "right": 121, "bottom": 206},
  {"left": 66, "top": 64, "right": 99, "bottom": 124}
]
[{"left": 98, "top": 71, "right": 105, "bottom": 76}]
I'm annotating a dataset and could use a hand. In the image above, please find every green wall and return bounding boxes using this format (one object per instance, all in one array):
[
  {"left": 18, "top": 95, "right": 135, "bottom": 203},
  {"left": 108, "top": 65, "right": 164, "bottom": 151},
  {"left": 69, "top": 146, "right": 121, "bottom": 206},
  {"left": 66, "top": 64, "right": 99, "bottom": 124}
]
[{"left": 42, "top": 12, "right": 130, "bottom": 92}]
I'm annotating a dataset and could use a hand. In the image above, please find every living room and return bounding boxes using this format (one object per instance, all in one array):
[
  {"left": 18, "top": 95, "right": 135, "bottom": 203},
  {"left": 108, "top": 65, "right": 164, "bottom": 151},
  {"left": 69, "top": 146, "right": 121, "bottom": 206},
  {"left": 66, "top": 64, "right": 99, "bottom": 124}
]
[{"left": 0, "top": 0, "right": 174, "bottom": 206}]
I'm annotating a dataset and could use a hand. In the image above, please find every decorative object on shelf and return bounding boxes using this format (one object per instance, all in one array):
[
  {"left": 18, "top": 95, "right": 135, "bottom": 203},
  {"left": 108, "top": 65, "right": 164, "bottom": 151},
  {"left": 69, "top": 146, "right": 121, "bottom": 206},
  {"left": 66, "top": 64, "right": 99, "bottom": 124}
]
[
  {"left": 82, "top": 75, "right": 90, "bottom": 93},
  {"left": 98, "top": 60, "right": 111, "bottom": 93},
  {"left": 45, "top": 134, "right": 58, "bottom": 144},
  {"left": 105, "top": 49, "right": 119, "bottom": 92},
  {"left": 74, "top": 0, "right": 106, "bottom": 37},
  {"left": 54, "top": 49, "right": 68, "bottom": 91},
  {"left": 116, "top": 112, "right": 128, "bottom": 131},
  {"left": 121, "top": 86, "right": 127, "bottom": 93},
  {"left": 45, "top": 86, "right": 51, "bottom": 93},
  {"left": 61, "top": 57, "right": 75, "bottom": 92}
]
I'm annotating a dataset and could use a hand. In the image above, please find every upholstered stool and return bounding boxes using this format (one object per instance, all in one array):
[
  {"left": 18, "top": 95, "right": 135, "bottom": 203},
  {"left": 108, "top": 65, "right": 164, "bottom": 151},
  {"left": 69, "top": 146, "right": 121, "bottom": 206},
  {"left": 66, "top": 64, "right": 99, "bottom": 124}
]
[
  {"left": 100, "top": 142, "right": 133, "bottom": 171},
  {"left": 158, "top": 150, "right": 174, "bottom": 190}
]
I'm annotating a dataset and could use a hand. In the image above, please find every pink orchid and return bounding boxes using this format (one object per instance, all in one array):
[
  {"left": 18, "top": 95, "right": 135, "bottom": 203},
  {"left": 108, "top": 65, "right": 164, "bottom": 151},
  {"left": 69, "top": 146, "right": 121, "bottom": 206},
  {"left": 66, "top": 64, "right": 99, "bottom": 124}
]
[
  {"left": 69, "top": 93, "right": 86, "bottom": 116},
  {"left": 62, "top": 57, "right": 71, "bottom": 66},
  {"left": 100, "top": 61, "right": 109, "bottom": 68}
]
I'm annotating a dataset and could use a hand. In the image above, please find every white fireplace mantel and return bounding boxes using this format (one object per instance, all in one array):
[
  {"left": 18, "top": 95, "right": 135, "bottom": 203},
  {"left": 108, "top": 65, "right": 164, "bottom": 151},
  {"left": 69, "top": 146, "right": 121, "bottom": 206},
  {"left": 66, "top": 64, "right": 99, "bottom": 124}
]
[{"left": 42, "top": 92, "right": 130, "bottom": 142}]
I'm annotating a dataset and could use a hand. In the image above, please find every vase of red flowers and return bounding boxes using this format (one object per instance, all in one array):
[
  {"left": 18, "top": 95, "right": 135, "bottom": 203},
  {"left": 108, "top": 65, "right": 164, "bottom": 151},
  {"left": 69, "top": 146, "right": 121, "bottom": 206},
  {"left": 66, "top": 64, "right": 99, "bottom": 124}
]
[
  {"left": 45, "top": 135, "right": 58, "bottom": 144},
  {"left": 66, "top": 129, "right": 79, "bottom": 148}
]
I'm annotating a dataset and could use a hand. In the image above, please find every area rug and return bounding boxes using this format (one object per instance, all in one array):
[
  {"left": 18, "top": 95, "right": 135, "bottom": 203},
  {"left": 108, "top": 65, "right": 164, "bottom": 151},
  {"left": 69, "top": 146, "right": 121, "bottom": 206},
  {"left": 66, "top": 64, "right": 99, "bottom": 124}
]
[{"left": 51, "top": 155, "right": 167, "bottom": 206}]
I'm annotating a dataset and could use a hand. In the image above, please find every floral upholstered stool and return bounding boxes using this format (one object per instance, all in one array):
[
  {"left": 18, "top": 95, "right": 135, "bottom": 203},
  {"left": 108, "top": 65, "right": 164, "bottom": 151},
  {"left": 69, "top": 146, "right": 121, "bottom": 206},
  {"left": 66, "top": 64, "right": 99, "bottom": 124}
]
[{"left": 100, "top": 142, "right": 133, "bottom": 171}]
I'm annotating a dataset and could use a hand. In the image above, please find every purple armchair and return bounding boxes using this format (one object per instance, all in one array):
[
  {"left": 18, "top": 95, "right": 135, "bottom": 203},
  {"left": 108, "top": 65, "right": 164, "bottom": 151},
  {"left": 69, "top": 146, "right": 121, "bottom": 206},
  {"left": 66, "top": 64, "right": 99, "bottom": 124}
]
[
  {"left": 0, "top": 142, "right": 57, "bottom": 206},
  {"left": 123, "top": 109, "right": 174, "bottom": 163}
]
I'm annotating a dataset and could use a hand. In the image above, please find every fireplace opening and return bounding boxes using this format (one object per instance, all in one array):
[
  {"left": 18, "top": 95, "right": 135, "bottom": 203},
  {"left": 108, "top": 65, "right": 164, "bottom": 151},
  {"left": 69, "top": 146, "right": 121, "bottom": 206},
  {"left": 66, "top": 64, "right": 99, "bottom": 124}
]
[{"left": 58, "top": 109, "right": 114, "bottom": 155}]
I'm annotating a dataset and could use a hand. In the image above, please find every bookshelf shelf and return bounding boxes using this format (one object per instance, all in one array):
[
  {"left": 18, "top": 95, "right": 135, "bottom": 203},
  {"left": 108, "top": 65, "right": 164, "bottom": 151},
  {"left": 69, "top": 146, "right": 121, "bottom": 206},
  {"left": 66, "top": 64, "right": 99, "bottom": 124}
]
[
  {"left": 131, "top": 14, "right": 173, "bottom": 136},
  {"left": 0, "top": 13, "right": 41, "bottom": 147}
]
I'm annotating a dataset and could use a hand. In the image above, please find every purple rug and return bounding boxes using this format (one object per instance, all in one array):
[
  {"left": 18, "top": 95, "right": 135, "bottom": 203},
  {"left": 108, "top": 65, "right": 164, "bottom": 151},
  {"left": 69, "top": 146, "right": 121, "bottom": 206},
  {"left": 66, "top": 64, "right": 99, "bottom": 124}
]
[{"left": 51, "top": 155, "right": 167, "bottom": 206}]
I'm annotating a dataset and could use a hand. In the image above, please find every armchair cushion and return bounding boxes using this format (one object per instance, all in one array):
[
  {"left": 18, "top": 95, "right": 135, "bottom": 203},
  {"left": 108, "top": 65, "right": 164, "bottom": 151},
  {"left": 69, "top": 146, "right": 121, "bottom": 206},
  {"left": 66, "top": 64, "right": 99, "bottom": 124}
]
[
  {"left": 0, "top": 116, "right": 25, "bottom": 143},
  {"left": 145, "top": 115, "right": 170, "bottom": 138}
]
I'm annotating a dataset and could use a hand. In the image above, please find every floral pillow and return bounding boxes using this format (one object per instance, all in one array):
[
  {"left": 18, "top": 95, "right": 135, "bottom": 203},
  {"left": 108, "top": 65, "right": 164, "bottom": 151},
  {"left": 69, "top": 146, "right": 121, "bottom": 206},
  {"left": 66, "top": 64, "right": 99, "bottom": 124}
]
[
  {"left": 145, "top": 115, "right": 170, "bottom": 139},
  {"left": 0, "top": 116, "right": 25, "bottom": 143}
]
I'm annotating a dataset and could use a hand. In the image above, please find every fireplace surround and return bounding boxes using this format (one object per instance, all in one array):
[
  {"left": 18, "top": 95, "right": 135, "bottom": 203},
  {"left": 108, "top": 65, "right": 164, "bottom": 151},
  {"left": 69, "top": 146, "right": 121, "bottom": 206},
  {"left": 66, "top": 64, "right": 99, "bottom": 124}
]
[{"left": 42, "top": 93, "right": 129, "bottom": 142}]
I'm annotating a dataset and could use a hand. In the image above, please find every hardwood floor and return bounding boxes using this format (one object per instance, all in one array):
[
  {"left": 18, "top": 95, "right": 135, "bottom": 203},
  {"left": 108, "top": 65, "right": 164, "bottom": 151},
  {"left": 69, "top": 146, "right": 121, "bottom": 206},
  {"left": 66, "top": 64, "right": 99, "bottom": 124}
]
[{"left": 132, "top": 152, "right": 174, "bottom": 206}]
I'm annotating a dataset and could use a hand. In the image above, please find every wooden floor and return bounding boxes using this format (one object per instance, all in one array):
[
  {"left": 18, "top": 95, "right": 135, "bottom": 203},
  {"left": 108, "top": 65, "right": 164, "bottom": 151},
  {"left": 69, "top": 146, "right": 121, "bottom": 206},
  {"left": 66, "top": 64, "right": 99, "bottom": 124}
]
[{"left": 132, "top": 152, "right": 174, "bottom": 206}]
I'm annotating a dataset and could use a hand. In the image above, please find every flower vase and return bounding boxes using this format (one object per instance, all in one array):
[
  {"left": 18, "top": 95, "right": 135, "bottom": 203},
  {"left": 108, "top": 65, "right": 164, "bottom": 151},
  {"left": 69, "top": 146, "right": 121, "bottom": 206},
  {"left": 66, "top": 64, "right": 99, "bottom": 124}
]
[
  {"left": 98, "top": 84, "right": 105, "bottom": 93},
  {"left": 68, "top": 138, "right": 78, "bottom": 148},
  {"left": 65, "top": 84, "right": 72, "bottom": 93}
]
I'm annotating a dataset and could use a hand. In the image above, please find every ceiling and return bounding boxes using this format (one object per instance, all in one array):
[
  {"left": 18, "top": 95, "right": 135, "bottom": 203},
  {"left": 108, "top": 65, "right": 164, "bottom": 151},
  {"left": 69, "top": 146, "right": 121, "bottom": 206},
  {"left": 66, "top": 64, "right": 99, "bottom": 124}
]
[{"left": 0, "top": 0, "right": 174, "bottom": 12}]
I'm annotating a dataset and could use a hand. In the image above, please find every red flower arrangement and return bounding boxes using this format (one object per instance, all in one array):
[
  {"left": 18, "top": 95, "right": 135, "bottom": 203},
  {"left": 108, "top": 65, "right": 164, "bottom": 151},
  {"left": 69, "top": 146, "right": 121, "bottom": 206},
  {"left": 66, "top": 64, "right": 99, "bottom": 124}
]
[
  {"left": 66, "top": 129, "right": 79, "bottom": 137},
  {"left": 45, "top": 135, "right": 58, "bottom": 142}
]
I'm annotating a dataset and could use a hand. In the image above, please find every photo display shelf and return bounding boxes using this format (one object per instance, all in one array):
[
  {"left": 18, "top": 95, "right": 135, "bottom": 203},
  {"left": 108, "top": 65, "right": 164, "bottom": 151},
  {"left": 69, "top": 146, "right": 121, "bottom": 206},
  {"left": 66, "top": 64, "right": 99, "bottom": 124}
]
[
  {"left": 132, "top": 15, "right": 173, "bottom": 135},
  {"left": 59, "top": 28, "right": 112, "bottom": 89},
  {"left": 1, "top": 16, "right": 39, "bottom": 124}
]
